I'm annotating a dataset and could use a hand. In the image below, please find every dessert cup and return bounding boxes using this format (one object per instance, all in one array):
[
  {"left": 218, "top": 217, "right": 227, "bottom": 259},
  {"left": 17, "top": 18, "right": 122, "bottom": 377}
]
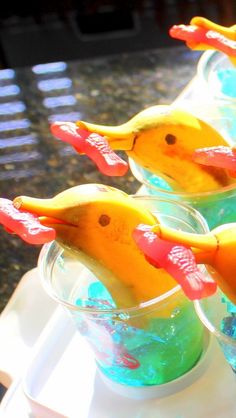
[
  {"left": 130, "top": 159, "right": 236, "bottom": 230},
  {"left": 38, "top": 196, "right": 212, "bottom": 399}
]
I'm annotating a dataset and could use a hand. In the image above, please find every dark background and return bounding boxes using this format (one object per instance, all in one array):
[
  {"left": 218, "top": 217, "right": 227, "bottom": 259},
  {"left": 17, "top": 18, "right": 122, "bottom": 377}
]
[{"left": 0, "top": 0, "right": 236, "bottom": 68}]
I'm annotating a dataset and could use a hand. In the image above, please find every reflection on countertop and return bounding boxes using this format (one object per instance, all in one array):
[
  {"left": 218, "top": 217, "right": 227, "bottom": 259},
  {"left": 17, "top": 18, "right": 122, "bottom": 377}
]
[{"left": 0, "top": 46, "right": 201, "bottom": 312}]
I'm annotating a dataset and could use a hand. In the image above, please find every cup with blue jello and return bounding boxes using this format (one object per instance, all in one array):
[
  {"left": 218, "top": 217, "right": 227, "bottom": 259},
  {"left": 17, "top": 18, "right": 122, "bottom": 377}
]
[
  {"left": 0, "top": 185, "right": 212, "bottom": 399},
  {"left": 38, "top": 190, "right": 213, "bottom": 399},
  {"left": 133, "top": 204, "right": 236, "bottom": 376}
]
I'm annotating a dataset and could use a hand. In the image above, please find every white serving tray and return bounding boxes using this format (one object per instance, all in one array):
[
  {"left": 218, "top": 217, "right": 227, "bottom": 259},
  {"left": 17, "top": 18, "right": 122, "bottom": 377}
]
[
  {"left": 1, "top": 269, "right": 235, "bottom": 418},
  {"left": 0, "top": 268, "right": 57, "bottom": 388},
  {"left": 5, "top": 306, "right": 236, "bottom": 418}
]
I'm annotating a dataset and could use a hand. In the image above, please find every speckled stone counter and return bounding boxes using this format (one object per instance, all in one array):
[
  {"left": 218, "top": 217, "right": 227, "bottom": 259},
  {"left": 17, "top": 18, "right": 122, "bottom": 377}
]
[{"left": 0, "top": 46, "right": 201, "bottom": 312}]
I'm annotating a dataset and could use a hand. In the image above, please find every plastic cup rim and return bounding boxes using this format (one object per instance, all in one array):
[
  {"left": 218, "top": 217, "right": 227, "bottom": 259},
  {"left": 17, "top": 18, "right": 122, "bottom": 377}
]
[{"left": 38, "top": 241, "right": 183, "bottom": 316}]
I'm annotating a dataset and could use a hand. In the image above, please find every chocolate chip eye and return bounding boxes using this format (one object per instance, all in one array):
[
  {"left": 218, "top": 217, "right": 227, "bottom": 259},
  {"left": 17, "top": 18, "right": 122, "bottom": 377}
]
[
  {"left": 165, "top": 134, "right": 176, "bottom": 144},
  {"left": 99, "top": 214, "right": 111, "bottom": 226}
]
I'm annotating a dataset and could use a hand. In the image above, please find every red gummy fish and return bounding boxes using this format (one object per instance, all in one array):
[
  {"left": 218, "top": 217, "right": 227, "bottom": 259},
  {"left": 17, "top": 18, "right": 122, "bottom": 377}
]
[
  {"left": 84, "top": 298, "right": 140, "bottom": 369},
  {"left": 193, "top": 146, "right": 236, "bottom": 178},
  {"left": 169, "top": 24, "right": 236, "bottom": 57},
  {"left": 133, "top": 224, "right": 217, "bottom": 300},
  {"left": 50, "top": 122, "right": 128, "bottom": 177},
  {"left": 0, "top": 198, "right": 55, "bottom": 244}
]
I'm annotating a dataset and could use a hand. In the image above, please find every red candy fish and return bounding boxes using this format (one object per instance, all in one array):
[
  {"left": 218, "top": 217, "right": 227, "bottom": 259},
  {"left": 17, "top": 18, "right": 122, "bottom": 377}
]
[
  {"left": 133, "top": 224, "right": 217, "bottom": 301},
  {"left": 169, "top": 23, "right": 236, "bottom": 58},
  {"left": 193, "top": 145, "right": 236, "bottom": 178},
  {"left": 50, "top": 121, "right": 128, "bottom": 176},
  {"left": 84, "top": 298, "right": 140, "bottom": 369},
  {"left": 0, "top": 198, "right": 55, "bottom": 244}
]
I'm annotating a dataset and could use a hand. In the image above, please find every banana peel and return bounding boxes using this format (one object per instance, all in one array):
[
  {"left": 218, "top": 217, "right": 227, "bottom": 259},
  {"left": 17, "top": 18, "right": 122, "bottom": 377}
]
[
  {"left": 13, "top": 184, "right": 178, "bottom": 309},
  {"left": 75, "top": 105, "right": 234, "bottom": 193},
  {"left": 190, "top": 17, "right": 236, "bottom": 41}
]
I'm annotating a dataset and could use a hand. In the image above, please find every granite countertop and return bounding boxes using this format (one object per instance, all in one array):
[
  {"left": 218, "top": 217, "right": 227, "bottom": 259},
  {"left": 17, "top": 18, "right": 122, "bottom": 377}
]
[{"left": 0, "top": 46, "right": 201, "bottom": 312}]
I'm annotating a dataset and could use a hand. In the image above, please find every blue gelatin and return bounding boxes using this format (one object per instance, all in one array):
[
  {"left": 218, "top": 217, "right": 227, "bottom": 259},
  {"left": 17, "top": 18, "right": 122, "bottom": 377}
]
[
  {"left": 220, "top": 296, "right": 236, "bottom": 371},
  {"left": 88, "top": 281, "right": 116, "bottom": 309},
  {"left": 221, "top": 294, "right": 236, "bottom": 314},
  {"left": 221, "top": 295, "right": 236, "bottom": 339},
  {"left": 192, "top": 192, "right": 236, "bottom": 230},
  {"left": 217, "top": 69, "right": 236, "bottom": 98},
  {"left": 74, "top": 279, "right": 203, "bottom": 387},
  {"left": 149, "top": 174, "right": 173, "bottom": 191},
  {"left": 220, "top": 316, "right": 236, "bottom": 339},
  {"left": 215, "top": 68, "right": 236, "bottom": 138}
]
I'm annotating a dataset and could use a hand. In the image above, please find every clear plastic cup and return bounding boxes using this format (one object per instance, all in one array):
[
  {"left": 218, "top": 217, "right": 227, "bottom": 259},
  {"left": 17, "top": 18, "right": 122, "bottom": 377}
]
[
  {"left": 197, "top": 50, "right": 236, "bottom": 103},
  {"left": 38, "top": 196, "right": 211, "bottom": 399},
  {"left": 130, "top": 159, "right": 236, "bottom": 230},
  {"left": 173, "top": 50, "right": 236, "bottom": 142},
  {"left": 195, "top": 290, "right": 236, "bottom": 374}
]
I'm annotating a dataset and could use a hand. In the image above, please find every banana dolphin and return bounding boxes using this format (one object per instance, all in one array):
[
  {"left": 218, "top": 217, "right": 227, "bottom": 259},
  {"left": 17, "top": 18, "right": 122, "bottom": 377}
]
[
  {"left": 73, "top": 105, "right": 234, "bottom": 193},
  {"left": 50, "top": 107, "right": 235, "bottom": 193},
  {"left": 12, "top": 184, "right": 178, "bottom": 308}
]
